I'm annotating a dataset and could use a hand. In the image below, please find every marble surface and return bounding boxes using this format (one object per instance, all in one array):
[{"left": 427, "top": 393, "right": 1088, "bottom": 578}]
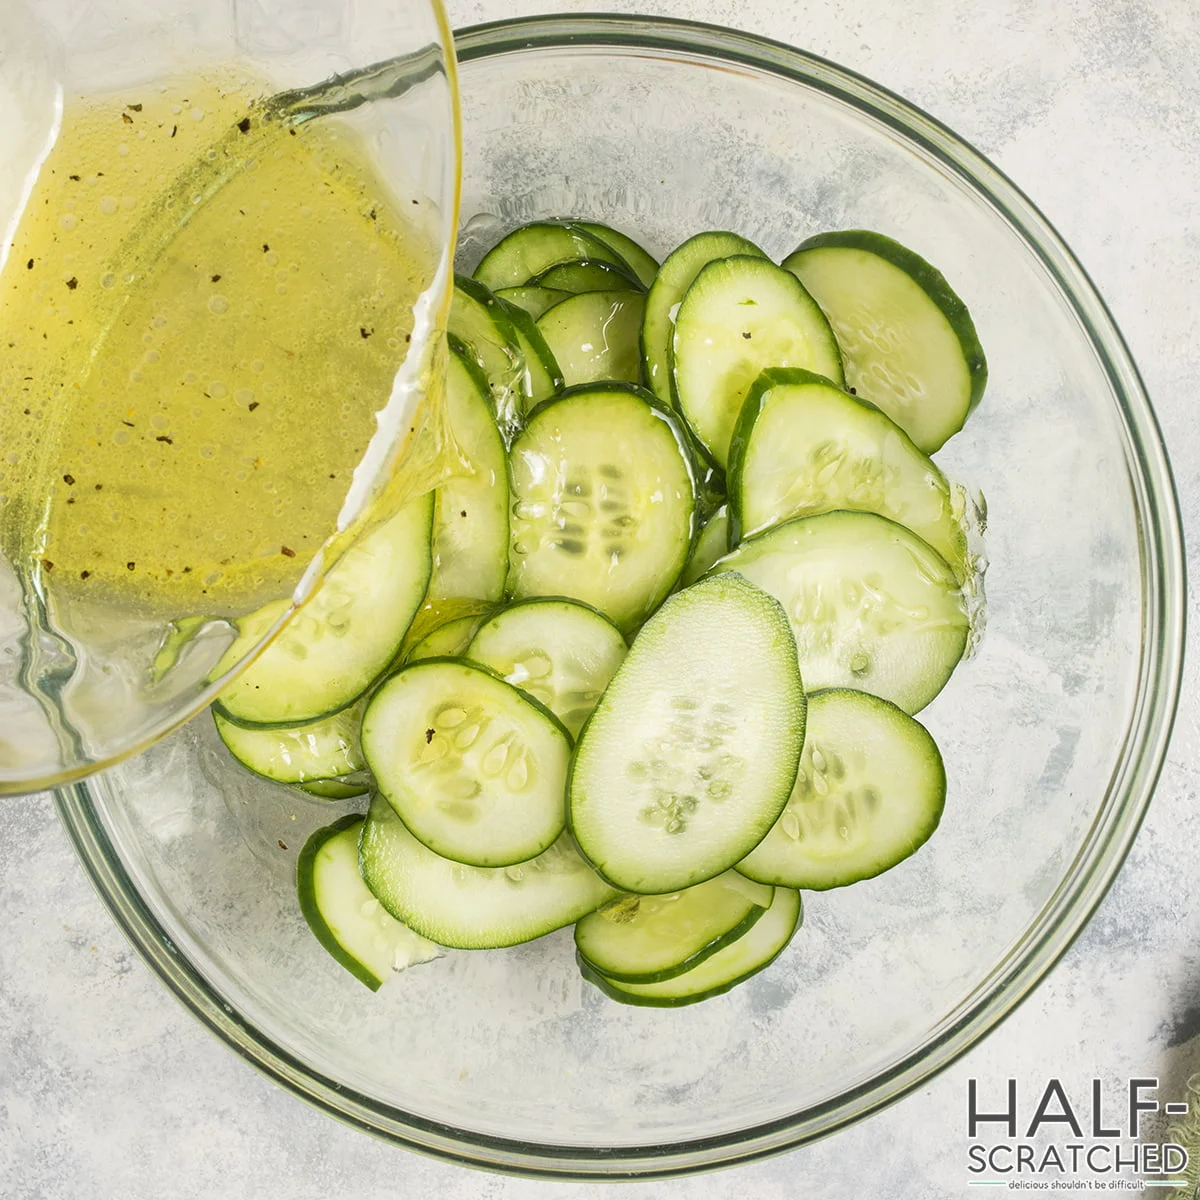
[{"left": 3, "top": 0, "right": 1200, "bottom": 1195}]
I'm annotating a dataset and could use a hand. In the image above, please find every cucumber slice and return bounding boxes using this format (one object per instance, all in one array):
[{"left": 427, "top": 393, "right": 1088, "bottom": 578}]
[
  {"left": 495, "top": 285, "right": 573, "bottom": 320},
  {"left": 783, "top": 230, "right": 987, "bottom": 454},
  {"left": 574, "top": 870, "right": 772, "bottom": 984},
  {"left": 359, "top": 794, "right": 617, "bottom": 949},
  {"left": 297, "top": 816, "right": 441, "bottom": 991},
  {"left": 497, "top": 299, "right": 564, "bottom": 411},
  {"left": 214, "top": 700, "right": 365, "bottom": 784},
  {"left": 297, "top": 776, "right": 370, "bottom": 800},
  {"left": 712, "top": 511, "right": 968, "bottom": 713},
  {"left": 466, "top": 597, "right": 627, "bottom": 737},
  {"left": 532, "top": 258, "right": 644, "bottom": 294},
  {"left": 449, "top": 276, "right": 524, "bottom": 439},
  {"left": 507, "top": 384, "right": 696, "bottom": 633},
  {"left": 679, "top": 503, "right": 729, "bottom": 588},
  {"left": 428, "top": 345, "right": 509, "bottom": 604},
  {"left": 673, "top": 255, "right": 843, "bottom": 469},
  {"left": 212, "top": 492, "right": 433, "bottom": 728},
  {"left": 406, "top": 612, "right": 490, "bottom": 663},
  {"left": 535, "top": 291, "right": 645, "bottom": 386},
  {"left": 738, "top": 689, "right": 945, "bottom": 890},
  {"left": 361, "top": 658, "right": 571, "bottom": 868},
  {"left": 728, "top": 367, "right": 967, "bottom": 576},
  {"left": 579, "top": 886, "right": 801, "bottom": 1007},
  {"left": 567, "top": 573, "right": 806, "bottom": 894},
  {"left": 641, "top": 230, "right": 767, "bottom": 408},
  {"left": 474, "top": 222, "right": 635, "bottom": 291},
  {"left": 573, "top": 221, "right": 659, "bottom": 289},
  {"left": 398, "top": 597, "right": 493, "bottom": 663}
]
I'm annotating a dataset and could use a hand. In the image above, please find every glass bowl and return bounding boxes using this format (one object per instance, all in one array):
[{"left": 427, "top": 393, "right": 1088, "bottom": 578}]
[{"left": 54, "top": 14, "right": 1185, "bottom": 1179}]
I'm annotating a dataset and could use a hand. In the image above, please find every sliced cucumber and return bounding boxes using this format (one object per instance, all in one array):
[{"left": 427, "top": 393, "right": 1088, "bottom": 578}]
[
  {"left": 573, "top": 221, "right": 659, "bottom": 288},
  {"left": 213, "top": 493, "right": 433, "bottom": 728},
  {"left": 495, "top": 285, "right": 573, "bottom": 320},
  {"left": 498, "top": 299, "right": 564, "bottom": 411},
  {"left": 406, "top": 611, "right": 490, "bottom": 663},
  {"left": 641, "top": 230, "right": 767, "bottom": 408},
  {"left": 449, "top": 276, "right": 524, "bottom": 439},
  {"left": 532, "top": 258, "right": 644, "bottom": 294},
  {"left": 536, "top": 291, "right": 645, "bottom": 387},
  {"left": 466, "top": 597, "right": 627, "bottom": 737},
  {"left": 428, "top": 344, "right": 509, "bottom": 604},
  {"left": 574, "top": 870, "right": 772, "bottom": 984},
  {"left": 298, "top": 776, "right": 371, "bottom": 800},
  {"left": 359, "top": 794, "right": 617, "bottom": 949},
  {"left": 507, "top": 384, "right": 696, "bottom": 633},
  {"left": 567, "top": 573, "right": 806, "bottom": 894},
  {"left": 712, "top": 511, "right": 968, "bottom": 713},
  {"left": 728, "top": 367, "right": 967, "bottom": 575},
  {"left": 398, "top": 598, "right": 493, "bottom": 663},
  {"left": 783, "top": 230, "right": 987, "bottom": 454},
  {"left": 214, "top": 700, "right": 365, "bottom": 784},
  {"left": 673, "top": 255, "right": 843, "bottom": 469},
  {"left": 297, "top": 816, "right": 441, "bottom": 991},
  {"left": 579, "top": 885, "right": 801, "bottom": 1007},
  {"left": 474, "top": 222, "right": 634, "bottom": 291},
  {"left": 738, "top": 688, "right": 945, "bottom": 890},
  {"left": 679, "top": 503, "right": 730, "bottom": 588},
  {"left": 361, "top": 658, "right": 571, "bottom": 868}
]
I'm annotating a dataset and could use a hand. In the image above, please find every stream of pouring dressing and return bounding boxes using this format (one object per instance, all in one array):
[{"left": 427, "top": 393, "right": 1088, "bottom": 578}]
[{"left": 0, "top": 56, "right": 454, "bottom": 786}]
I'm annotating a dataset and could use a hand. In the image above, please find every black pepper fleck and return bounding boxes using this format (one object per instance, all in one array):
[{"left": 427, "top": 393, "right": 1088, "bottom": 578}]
[
  {"left": 68, "top": 174, "right": 80, "bottom": 182},
  {"left": 360, "top": 326, "right": 373, "bottom": 339},
  {"left": 742, "top": 331, "right": 752, "bottom": 339},
  {"left": 65, "top": 277, "right": 78, "bottom": 290},
  {"left": 211, "top": 273, "right": 221, "bottom": 283},
  {"left": 425, "top": 729, "right": 435, "bottom": 744},
  {"left": 248, "top": 401, "right": 259, "bottom": 412},
  {"left": 460, "top": 510, "right": 467, "bottom": 518},
  {"left": 94, "top": 483, "right": 103, "bottom": 490},
  {"left": 41, "top": 559, "right": 54, "bottom": 572},
  {"left": 126, "top": 562, "right": 136, "bottom": 571},
  {"left": 237, "top": 117, "right": 251, "bottom": 133},
  {"left": 280, "top": 546, "right": 296, "bottom": 558},
  {"left": 80, "top": 570, "right": 90, "bottom": 580},
  {"left": 170, "top": 125, "right": 177, "bottom": 138},
  {"left": 127, "top": 103, "right": 143, "bottom": 112},
  {"left": 262, "top": 243, "right": 270, "bottom": 253},
  {"left": 63, "top": 473, "right": 75, "bottom": 485},
  {"left": 121, "top": 112, "right": 134, "bottom": 125},
  {"left": 26, "top": 259, "right": 33, "bottom": 269},
  {"left": 404, "top": 333, "right": 411, "bottom": 343},
  {"left": 848, "top": 386, "right": 857, "bottom": 395},
  {"left": 277, "top": 840, "right": 288, "bottom": 851},
  {"left": 121, "top": 421, "right": 134, "bottom": 428},
  {"left": 155, "top": 435, "right": 173, "bottom": 444}
]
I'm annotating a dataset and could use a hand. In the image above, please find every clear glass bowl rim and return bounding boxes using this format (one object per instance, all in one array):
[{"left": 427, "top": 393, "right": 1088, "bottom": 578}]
[{"left": 52, "top": 12, "right": 1186, "bottom": 1181}]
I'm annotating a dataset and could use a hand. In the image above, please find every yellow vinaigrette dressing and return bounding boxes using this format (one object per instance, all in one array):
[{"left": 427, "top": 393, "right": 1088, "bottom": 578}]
[{"left": 0, "top": 72, "right": 439, "bottom": 617}]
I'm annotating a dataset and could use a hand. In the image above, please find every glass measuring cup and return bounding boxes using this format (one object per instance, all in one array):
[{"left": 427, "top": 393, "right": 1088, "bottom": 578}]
[{"left": 0, "top": 0, "right": 460, "bottom": 795}]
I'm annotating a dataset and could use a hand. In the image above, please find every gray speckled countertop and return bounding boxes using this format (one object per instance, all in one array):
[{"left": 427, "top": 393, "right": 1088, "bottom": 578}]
[{"left": 3, "top": 0, "right": 1200, "bottom": 1196}]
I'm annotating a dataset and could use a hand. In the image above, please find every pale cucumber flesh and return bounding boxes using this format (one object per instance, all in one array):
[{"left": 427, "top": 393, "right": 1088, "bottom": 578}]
[
  {"left": 738, "top": 688, "right": 945, "bottom": 890},
  {"left": 712, "top": 511, "right": 968, "bottom": 714},
  {"left": 361, "top": 659, "right": 571, "bottom": 868},
  {"left": 568, "top": 573, "right": 806, "bottom": 893}
]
